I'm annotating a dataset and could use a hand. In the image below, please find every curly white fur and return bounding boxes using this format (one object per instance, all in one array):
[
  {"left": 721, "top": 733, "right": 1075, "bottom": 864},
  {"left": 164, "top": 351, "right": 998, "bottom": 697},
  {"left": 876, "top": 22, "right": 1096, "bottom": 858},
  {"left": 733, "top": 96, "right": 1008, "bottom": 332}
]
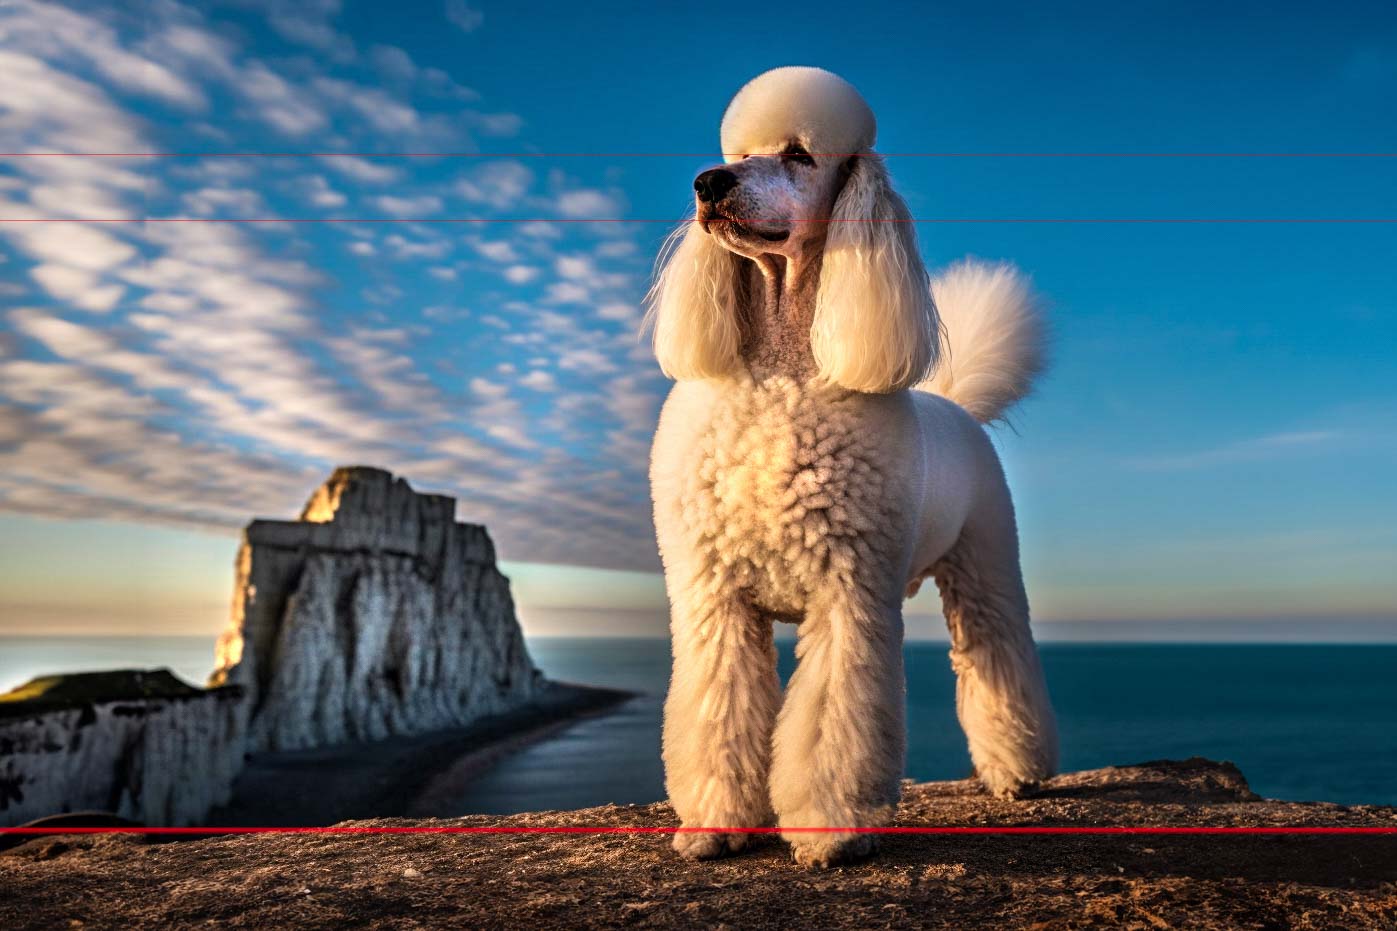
[
  {"left": 647, "top": 223, "right": 743, "bottom": 382},
  {"left": 648, "top": 67, "right": 1058, "bottom": 869},
  {"left": 811, "top": 154, "right": 939, "bottom": 393},
  {"left": 924, "top": 260, "right": 1048, "bottom": 423}
]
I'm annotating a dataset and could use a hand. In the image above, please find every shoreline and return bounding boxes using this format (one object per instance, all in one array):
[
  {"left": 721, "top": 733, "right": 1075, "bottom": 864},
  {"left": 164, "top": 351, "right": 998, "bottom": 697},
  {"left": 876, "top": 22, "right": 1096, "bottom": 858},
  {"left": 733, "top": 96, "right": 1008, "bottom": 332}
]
[{"left": 210, "top": 680, "right": 635, "bottom": 827}]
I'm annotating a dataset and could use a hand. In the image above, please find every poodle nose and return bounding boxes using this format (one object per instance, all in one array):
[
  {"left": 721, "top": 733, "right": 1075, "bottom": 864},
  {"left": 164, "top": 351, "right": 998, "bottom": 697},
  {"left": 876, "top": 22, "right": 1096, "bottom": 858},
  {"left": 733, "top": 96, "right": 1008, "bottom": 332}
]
[{"left": 693, "top": 168, "right": 739, "bottom": 204}]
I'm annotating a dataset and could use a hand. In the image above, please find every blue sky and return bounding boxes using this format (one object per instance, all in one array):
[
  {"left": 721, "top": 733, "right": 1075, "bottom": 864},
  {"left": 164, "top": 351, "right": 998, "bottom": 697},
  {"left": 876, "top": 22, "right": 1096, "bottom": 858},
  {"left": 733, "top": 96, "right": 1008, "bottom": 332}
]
[{"left": 1, "top": 0, "right": 1395, "bottom": 639}]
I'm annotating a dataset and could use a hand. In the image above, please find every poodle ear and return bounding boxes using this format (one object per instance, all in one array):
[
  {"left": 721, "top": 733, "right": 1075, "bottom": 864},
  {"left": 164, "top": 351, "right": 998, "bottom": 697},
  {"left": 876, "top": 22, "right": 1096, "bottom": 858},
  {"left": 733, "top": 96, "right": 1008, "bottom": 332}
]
[
  {"left": 811, "top": 155, "right": 940, "bottom": 393},
  {"left": 644, "top": 221, "right": 745, "bottom": 381}
]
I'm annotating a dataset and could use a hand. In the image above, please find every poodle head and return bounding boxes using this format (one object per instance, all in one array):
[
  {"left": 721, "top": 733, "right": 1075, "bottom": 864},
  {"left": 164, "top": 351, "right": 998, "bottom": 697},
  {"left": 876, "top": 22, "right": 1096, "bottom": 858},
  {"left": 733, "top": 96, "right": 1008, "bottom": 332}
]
[
  {"left": 647, "top": 67, "right": 939, "bottom": 394},
  {"left": 695, "top": 67, "right": 875, "bottom": 259}
]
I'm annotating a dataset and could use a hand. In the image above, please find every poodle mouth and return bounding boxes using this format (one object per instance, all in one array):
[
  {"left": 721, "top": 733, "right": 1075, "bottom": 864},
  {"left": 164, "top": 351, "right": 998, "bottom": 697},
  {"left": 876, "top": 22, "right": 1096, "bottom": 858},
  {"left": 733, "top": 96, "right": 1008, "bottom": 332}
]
[
  {"left": 708, "top": 216, "right": 790, "bottom": 243},
  {"left": 700, "top": 208, "right": 790, "bottom": 243}
]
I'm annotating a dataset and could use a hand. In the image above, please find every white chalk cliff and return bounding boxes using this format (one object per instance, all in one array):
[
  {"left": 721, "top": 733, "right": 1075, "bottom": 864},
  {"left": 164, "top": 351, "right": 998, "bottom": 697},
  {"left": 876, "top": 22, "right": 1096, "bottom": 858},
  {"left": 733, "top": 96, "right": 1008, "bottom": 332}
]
[
  {"left": 0, "top": 670, "right": 246, "bottom": 827},
  {"left": 210, "top": 466, "right": 543, "bottom": 752}
]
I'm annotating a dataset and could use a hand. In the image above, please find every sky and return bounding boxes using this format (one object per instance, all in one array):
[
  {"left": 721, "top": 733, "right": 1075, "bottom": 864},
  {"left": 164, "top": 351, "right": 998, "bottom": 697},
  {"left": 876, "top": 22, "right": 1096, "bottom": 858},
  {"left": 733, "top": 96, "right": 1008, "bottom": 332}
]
[{"left": 0, "top": 0, "right": 1395, "bottom": 641}]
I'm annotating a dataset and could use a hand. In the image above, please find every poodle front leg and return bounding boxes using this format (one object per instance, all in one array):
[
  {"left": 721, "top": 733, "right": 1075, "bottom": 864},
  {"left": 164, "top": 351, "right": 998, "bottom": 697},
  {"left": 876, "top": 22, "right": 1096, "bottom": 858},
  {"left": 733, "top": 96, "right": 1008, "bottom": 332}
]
[
  {"left": 934, "top": 531, "right": 1059, "bottom": 798},
  {"left": 769, "top": 586, "right": 906, "bottom": 868},
  {"left": 663, "top": 587, "right": 780, "bottom": 860}
]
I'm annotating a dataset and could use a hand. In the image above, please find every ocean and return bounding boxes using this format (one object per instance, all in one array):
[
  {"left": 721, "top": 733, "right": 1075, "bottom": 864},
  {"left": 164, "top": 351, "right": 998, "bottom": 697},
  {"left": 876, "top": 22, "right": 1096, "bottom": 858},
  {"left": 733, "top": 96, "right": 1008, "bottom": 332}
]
[{"left": 3, "top": 635, "right": 1395, "bottom": 810}]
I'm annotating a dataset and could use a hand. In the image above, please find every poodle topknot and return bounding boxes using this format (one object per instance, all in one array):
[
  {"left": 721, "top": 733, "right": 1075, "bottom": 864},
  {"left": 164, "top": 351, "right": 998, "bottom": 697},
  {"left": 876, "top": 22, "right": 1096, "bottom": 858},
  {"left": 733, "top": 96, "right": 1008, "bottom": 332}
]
[
  {"left": 648, "top": 66, "right": 1058, "bottom": 869},
  {"left": 720, "top": 66, "right": 876, "bottom": 160}
]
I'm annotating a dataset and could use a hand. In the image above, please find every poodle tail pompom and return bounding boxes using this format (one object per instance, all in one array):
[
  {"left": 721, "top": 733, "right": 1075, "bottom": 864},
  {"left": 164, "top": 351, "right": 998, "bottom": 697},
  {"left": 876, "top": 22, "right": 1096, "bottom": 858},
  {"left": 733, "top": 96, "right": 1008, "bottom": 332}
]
[{"left": 919, "top": 260, "right": 1048, "bottom": 425}]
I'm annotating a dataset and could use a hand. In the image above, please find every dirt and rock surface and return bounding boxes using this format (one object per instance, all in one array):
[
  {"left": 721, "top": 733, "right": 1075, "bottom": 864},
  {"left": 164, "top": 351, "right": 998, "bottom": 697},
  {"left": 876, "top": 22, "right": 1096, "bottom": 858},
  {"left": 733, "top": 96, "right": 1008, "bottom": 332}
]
[{"left": 3, "top": 758, "right": 1395, "bottom": 929}]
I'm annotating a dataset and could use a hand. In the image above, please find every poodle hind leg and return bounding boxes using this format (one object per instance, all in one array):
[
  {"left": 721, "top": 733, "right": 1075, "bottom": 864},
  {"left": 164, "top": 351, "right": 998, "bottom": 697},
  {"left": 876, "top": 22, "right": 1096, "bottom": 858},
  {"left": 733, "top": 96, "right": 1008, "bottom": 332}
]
[
  {"left": 769, "top": 586, "right": 906, "bottom": 868},
  {"left": 934, "top": 526, "right": 1058, "bottom": 798},
  {"left": 663, "top": 588, "right": 781, "bottom": 859}
]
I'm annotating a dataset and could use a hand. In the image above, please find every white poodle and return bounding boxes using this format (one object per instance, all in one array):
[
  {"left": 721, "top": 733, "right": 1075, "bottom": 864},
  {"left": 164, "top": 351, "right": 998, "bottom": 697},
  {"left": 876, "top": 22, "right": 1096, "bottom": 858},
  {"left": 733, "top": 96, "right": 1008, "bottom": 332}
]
[{"left": 646, "top": 66, "right": 1058, "bottom": 868}]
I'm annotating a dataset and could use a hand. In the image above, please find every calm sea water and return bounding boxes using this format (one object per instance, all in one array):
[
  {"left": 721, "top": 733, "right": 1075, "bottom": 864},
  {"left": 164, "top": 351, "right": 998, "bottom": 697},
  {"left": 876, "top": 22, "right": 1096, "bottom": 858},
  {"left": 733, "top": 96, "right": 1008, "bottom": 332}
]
[{"left": 3, "top": 636, "right": 1395, "bottom": 809}]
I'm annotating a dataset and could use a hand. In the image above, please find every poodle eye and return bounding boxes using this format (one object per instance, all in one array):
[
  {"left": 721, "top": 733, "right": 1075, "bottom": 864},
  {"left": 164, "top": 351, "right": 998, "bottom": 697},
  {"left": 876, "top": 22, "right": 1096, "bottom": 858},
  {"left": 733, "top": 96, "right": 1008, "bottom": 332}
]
[{"left": 781, "top": 144, "right": 815, "bottom": 167}]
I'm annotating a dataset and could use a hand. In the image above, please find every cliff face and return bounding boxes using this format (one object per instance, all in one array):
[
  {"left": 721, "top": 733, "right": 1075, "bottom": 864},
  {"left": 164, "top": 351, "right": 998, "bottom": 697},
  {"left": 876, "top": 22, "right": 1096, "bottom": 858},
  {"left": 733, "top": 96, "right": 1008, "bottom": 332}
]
[
  {"left": 210, "top": 466, "right": 542, "bottom": 753},
  {"left": 3, "top": 760, "right": 1395, "bottom": 930},
  {"left": 0, "top": 671, "right": 245, "bottom": 828}
]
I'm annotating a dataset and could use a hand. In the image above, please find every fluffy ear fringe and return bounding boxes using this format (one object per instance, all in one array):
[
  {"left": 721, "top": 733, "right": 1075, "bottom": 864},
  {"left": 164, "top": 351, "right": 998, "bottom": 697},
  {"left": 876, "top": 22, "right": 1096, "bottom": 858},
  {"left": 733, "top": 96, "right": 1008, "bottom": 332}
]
[
  {"left": 811, "top": 155, "right": 940, "bottom": 393},
  {"left": 644, "top": 221, "right": 744, "bottom": 381}
]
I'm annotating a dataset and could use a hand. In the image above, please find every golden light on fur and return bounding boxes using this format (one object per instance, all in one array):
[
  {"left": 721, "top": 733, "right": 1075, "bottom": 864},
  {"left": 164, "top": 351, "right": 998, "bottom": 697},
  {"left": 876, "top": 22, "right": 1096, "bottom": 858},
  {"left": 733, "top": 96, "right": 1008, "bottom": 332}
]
[
  {"left": 645, "top": 223, "right": 743, "bottom": 382},
  {"left": 810, "top": 154, "right": 939, "bottom": 393},
  {"left": 925, "top": 260, "right": 1048, "bottom": 423},
  {"left": 720, "top": 66, "right": 876, "bottom": 159}
]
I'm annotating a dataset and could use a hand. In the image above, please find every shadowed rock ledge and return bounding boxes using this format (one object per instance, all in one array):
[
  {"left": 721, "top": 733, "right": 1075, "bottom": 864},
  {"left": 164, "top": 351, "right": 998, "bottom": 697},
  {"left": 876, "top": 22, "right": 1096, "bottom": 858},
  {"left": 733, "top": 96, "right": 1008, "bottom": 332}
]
[{"left": 3, "top": 759, "right": 1394, "bottom": 930}]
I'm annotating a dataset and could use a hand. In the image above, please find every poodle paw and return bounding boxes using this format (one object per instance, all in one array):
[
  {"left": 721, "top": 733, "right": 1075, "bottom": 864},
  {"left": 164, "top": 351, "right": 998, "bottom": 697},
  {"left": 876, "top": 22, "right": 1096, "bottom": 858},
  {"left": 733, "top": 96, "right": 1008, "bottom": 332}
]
[
  {"left": 788, "top": 833, "right": 879, "bottom": 869},
  {"left": 976, "top": 764, "right": 1043, "bottom": 799},
  {"left": 672, "top": 830, "right": 749, "bottom": 861}
]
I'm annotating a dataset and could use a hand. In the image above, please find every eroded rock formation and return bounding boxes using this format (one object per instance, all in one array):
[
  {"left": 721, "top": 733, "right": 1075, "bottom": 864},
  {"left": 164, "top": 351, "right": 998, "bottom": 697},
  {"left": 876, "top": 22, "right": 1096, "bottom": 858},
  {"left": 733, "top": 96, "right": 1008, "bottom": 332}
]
[
  {"left": 210, "top": 466, "right": 542, "bottom": 752},
  {"left": 0, "top": 670, "right": 245, "bottom": 827}
]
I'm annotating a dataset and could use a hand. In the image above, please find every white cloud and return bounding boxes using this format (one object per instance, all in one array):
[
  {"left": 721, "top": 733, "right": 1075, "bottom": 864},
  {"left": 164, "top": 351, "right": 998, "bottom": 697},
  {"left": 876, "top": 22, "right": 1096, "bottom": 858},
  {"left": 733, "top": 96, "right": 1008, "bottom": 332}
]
[
  {"left": 320, "top": 156, "right": 400, "bottom": 185},
  {"left": 556, "top": 189, "right": 625, "bottom": 219},
  {"left": 3, "top": 0, "right": 206, "bottom": 110},
  {"left": 558, "top": 347, "right": 617, "bottom": 373},
  {"left": 369, "top": 44, "right": 416, "bottom": 82},
  {"left": 28, "top": 266, "right": 124, "bottom": 312},
  {"left": 519, "top": 221, "right": 562, "bottom": 239},
  {"left": 254, "top": 0, "right": 356, "bottom": 60},
  {"left": 471, "top": 239, "right": 520, "bottom": 263},
  {"left": 384, "top": 233, "right": 452, "bottom": 259},
  {"left": 0, "top": 49, "right": 147, "bottom": 152},
  {"left": 239, "top": 62, "right": 328, "bottom": 135},
  {"left": 147, "top": 24, "right": 239, "bottom": 77},
  {"left": 503, "top": 265, "right": 540, "bottom": 284},
  {"left": 445, "top": 0, "right": 484, "bottom": 32},
  {"left": 545, "top": 282, "right": 590, "bottom": 304},
  {"left": 470, "top": 112, "right": 523, "bottom": 137},
  {"left": 4, "top": 222, "right": 136, "bottom": 271},
  {"left": 313, "top": 77, "right": 422, "bottom": 135},
  {"left": 470, "top": 377, "right": 509, "bottom": 400},
  {"left": 420, "top": 67, "right": 479, "bottom": 101},
  {"left": 556, "top": 255, "right": 596, "bottom": 280},
  {"left": 182, "top": 186, "right": 266, "bottom": 217},
  {"left": 595, "top": 240, "right": 637, "bottom": 258},
  {"left": 421, "top": 305, "right": 468, "bottom": 323},
  {"left": 597, "top": 302, "right": 639, "bottom": 323},
  {"left": 373, "top": 195, "right": 444, "bottom": 218},
  {"left": 455, "top": 161, "right": 534, "bottom": 209},
  {"left": 520, "top": 369, "right": 557, "bottom": 391},
  {"left": 486, "top": 423, "right": 536, "bottom": 449},
  {"left": 303, "top": 175, "right": 347, "bottom": 208},
  {"left": 25, "top": 179, "right": 130, "bottom": 219}
]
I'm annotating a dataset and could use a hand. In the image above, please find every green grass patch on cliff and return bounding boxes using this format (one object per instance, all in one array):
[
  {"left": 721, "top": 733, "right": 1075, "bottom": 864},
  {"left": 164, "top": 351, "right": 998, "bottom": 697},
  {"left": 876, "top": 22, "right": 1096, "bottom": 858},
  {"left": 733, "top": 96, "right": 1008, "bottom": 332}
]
[{"left": 0, "top": 669, "right": 213, "bottom": 719}]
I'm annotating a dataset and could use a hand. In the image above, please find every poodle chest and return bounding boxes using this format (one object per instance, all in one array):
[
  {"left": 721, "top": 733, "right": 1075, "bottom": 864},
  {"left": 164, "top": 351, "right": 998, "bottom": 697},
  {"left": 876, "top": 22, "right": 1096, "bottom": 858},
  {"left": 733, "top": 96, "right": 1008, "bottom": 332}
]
[{"left": 677, "top": 379, "right": 901, "bottom": 613}]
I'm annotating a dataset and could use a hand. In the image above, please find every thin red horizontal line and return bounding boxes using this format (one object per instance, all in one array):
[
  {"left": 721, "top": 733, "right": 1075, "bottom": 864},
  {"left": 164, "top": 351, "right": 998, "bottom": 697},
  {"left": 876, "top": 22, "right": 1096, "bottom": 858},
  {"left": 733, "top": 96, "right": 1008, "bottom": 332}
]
[
  {"left": 3, "top": 218, "right": 1396, "bottom": 225},
  {"left": 5, "top": 152, "right": 1397, "bottom": 158},
  {"left": 2, "top": 826, "right": 1395, "bottom": 835}
]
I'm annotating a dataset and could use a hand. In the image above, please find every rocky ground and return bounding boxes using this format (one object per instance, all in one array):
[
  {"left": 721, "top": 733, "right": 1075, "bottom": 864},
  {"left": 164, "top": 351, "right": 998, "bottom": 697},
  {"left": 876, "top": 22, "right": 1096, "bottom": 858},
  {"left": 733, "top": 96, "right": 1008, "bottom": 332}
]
[{"left": 3, "top": 759, "right": 1395, "bottom": 929}]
